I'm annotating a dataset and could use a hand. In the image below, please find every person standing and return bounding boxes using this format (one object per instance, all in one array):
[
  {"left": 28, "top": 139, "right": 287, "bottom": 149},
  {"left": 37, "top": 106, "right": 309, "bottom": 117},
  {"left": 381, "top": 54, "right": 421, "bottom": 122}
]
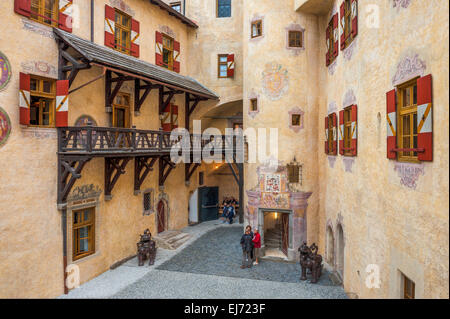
[
  {"left": 252, "top": 228, "right": 261, "bottom": 265},
  {"left": 240, "top": 228, "right": 253, "bottom": 268}
]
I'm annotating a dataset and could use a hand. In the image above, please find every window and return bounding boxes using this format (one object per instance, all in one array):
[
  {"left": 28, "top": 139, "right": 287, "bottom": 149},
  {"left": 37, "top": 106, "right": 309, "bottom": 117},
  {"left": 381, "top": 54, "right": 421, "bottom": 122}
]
[
  {"left": 217, "top": 0, "right": 231, "bottom": 18},
  {"left": 29, "top": 76, "right": 55, "bottom": 127},
  {"left": 288, "top": 31, "right": 303, "bottom": 48},
  {"left": 340, "top": 0, "right": 357, "bottom": 50},
  {"left": 287, "top": 164, "right": 299, "bottom": 184},
  {"left": 292, "top": 114, "right": 301, "bottom": 127},
  {"left": 162, "top": 34, "right": 174, "bottom": 70},
  {"left": 327, "top": 114, "right": 335, "bottom": 154},
  {"left": 199, "top": 172, "right": 204, "bottom": 186},
  {"left": 326, "top": 19, "right": 336, "bottom": 65},
  {"left": 397, "top": 78, "right": 418, "bottom": 162},
  {"left": 402, "top": 273, "right": 415, "bottom": 299},
  {"left": 73, "top": 207, "right": 95, "bottom": 261},
  {"left": 218, "top": 54, "right": 228, "bottom": 78},
  {"left": 170, "top": 2, "right": 181, "bottom": 12},
  {"left": 112, "top": 93, "right": 131, "bottom": 128},
  {"left": 250, "top": 98, "right": 258, "bottom": 112},
  {"left": 251, "top": 20, "right": 262, "bottom": 38},
  {"left": 31, "top": 0, "right": 58, "bottom": 27},
  {"left": 114, "top": 9, "right": 132, "bottom": 55},
  {"left": 143, "top": 190, "right": 153, "bottom": 215},
  {"left": 343, "top": 107, "right": 352, "bottom": 156},
  {"left": 344, "top": 0, "right": 352, "bottom": 45}
]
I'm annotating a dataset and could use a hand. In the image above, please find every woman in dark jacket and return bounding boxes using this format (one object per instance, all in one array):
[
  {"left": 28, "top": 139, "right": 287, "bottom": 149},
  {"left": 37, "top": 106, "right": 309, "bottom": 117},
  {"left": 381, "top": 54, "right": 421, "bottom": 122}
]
[{"left": 240, "top": 228, "right": 253, "bottom": 268}]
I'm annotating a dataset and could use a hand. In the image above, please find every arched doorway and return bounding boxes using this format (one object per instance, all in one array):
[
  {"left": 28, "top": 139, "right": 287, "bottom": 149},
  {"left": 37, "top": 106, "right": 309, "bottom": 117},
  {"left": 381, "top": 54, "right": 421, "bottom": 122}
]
[
  {"left": 336, "top": 224, "right": 345, "bottom": 279},
  {"left": 326, "top": 226, "right": 335, "bottom": 267},
  {"left": 157, "top": 200, "right": 167, "bottom": 234}
]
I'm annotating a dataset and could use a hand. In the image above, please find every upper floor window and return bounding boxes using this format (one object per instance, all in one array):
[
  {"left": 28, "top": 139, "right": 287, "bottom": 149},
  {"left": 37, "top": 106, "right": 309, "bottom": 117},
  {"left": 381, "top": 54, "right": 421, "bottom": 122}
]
[
  {"left": 326, "top": 17, "right": 337, "bottom": 66},
  {"left": 218, "top": 54, "right": 228, "bottom": 78},
  {"left": 114, "top": 9, "right": 132, "bottom": 55},
  {"left": 162, "top": 34, "right": 174, "bottom": 70},
  {"left": 343, "top": 107, "right": 352, "bottom": 156},
  {"left": 30, "top": 76, "right": 55, "bottom": 127},
  {"left": 170, "top": 2, "right": 181, "bottom": 13},
  {"left": 251, "top": 20, "right": 262, "bottom": 38},
  {"left": 402, "top": 273, "right": 415, "bottom": 299},
  {"left": 340, "top": 0, "right": 358, "bottom": 50},
  {"left": 30, "top": 0, "right": 58, "bottom": 28},
  {"left": 288, "top": 31, "right": 303, "bottom": 48},
  {"left": 397, "top": 78, "right": 418, "bottom": 162},
  {"left": 217, "top": 0, "right": 231, "bottom": 18},
  {"left": 327, "top": 113, "right": 335, "bottom": 155}
]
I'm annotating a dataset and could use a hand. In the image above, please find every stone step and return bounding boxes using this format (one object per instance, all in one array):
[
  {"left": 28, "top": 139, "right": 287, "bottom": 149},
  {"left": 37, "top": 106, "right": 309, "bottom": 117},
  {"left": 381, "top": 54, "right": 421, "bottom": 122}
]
[{"left": 154, "top": 231, "right": 191, "bottom": 250}]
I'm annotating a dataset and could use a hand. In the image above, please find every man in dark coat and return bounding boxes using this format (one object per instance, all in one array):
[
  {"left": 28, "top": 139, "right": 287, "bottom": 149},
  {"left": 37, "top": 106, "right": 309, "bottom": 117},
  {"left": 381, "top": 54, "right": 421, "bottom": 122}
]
[{"left": 240, "top": 228, "right": 254, "bottom": 268}]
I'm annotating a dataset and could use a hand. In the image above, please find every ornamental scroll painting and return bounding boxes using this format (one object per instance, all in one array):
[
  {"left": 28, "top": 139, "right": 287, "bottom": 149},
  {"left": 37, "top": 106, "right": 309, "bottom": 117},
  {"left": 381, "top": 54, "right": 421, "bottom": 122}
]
[
  {"left": 262, "top": 63, "right": 289, "bottom": 101},
  {"left": 0, "top": 52, "right": 12, "bottom": 91},
  {"left": 0, "top": 107, "right": 12, "bottom": 148}
]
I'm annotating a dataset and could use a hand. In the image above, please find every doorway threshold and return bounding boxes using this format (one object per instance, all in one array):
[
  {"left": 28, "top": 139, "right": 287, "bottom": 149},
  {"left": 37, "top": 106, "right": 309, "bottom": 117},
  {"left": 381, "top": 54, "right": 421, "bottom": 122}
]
[{"left": 261, "top": 248, "right": 293, "bottom": 263}]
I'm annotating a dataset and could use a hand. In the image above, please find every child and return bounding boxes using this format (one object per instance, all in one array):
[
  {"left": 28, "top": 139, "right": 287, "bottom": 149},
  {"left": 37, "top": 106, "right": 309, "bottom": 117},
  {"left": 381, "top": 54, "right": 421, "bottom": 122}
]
[{"left": 252, "top": 228, "right": 261, "bottom": 265}]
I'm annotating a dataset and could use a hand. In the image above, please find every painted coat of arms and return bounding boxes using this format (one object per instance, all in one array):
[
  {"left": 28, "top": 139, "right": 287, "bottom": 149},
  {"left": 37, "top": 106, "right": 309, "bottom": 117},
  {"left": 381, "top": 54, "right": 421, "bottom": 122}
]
[
  {"left": 0, "top": 52, "right": 12, "bottom": 91},
  {"left": 262, "top": 62, "right": 289, "bottom": 100},
  {"left": 265, "top": 174, "right": 281, "bottom": 193},
  {"left": 0, "top": 107, "right": 12, "bottom": 148}
]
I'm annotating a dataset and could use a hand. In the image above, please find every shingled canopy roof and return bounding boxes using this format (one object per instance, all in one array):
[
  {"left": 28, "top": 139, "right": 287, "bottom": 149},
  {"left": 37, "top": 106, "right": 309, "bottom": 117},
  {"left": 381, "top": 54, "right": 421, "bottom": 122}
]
[{"left": 54, "top": 29, "right": 218, "bottom": 100}]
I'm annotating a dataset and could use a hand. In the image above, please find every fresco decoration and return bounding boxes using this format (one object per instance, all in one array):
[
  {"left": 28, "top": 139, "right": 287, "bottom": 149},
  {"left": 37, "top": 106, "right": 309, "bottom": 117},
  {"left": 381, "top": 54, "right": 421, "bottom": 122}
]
[
  {"left": 343, "top": 157, "right": 355, "bottom": 172},
  {"left": 67, "top": 184, "right": 102, "bottom": 202},
  {"left": 392, "top": 0, "right": 411, "bottom": 9},
  {"left": 159, "top": 25, "right": 176, "bottom": 39},
  {"left": 0, "top": 52, "right": 12, "bottom": 91},
  {"left": 343, "top": 38, "right": 357, "bottom": 61},
  {"left": 260, "top": 192, "right": 290, "bottom": 210},
  {"left": 343, "top": 89, "right": 356, "bottom": 108},
  {"left": 0, "top": 107, "right": 12, "bottom": 148},
  {"left": 264, "top": 174, "right": 281, "bottom": 193},
  {"left": 75, "top": 115, "right": 97, "bottom": 127},
  {"left": 392, "top": 53, "right": 426, "bottom": 86},
  {"left": 262, "top": 62, "right": 289, "bottom": 101},
  {"left": 21, "top": 61, "right": 57, "bottom": 79},
  {"left": 110, "top": 0, "right": 135, "bottom": 16},
  {"left": 328, "top": 101, "right": 337, "bottom": 114},
  {"left": 394, "top": 162, "right": 424, "bottom": 190},
  {"left": 328, "top": 60, "right": 337, "bottom": 75},
  {"left": 22, "top": 18, "right": 55, "bottom": 39},
  {"left": 328, "top": 156, "right": 336, "bottom": 168}
]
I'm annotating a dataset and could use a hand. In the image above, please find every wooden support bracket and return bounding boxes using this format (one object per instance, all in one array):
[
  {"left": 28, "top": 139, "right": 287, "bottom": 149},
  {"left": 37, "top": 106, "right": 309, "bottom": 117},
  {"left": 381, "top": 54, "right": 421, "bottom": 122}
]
[{"left": 105, "top": 157, "right": 131, "bottom": 199}]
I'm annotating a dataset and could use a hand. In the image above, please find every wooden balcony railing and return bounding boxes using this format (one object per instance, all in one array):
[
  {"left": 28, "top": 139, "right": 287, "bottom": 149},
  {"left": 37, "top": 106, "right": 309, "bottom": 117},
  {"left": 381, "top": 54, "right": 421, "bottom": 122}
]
[{"left": 57, "top": 126, "right": 244, "bottom": 156}]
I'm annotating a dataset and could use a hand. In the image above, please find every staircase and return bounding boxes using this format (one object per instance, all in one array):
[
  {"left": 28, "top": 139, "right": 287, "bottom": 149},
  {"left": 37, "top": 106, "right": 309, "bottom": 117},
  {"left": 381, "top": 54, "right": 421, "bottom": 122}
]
[
  {"left": 153, "top": 230, "right": 191, "bottom": 250},
  {"left": 264, "top": 227, "right": 282, "bottom": 249}
]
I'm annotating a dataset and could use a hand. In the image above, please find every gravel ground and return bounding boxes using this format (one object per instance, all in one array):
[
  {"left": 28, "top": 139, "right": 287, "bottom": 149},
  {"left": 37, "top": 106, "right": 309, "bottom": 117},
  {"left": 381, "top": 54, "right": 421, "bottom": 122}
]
[
  {"left": 156, "top": 226, "right": 335, "bottom": 286},
  {"left": 60, "top": 221, "right": 347, "bottom": 299}
]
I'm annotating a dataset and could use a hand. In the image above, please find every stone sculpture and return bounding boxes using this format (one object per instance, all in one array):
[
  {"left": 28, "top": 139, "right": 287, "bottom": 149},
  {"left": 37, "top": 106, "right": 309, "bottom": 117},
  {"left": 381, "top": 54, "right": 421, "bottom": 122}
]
[
  {"left": 137, "top": 229, "right": 157, "bottom": 266},
  {"left": 299, "top": 242, "right": 323, "bottom": 284}
]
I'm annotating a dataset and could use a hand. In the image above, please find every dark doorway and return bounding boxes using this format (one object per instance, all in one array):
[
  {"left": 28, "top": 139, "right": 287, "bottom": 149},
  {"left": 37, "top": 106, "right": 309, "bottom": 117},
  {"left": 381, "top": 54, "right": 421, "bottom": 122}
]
[
  {"left": 281, "top": 213, "right": 289, "bottom": 256},
  {"left": 198, "top": 186, "right": 219, "bottom": 222},
  {"left": 157, "top": 200, "right": 166, "bottom": 233}
]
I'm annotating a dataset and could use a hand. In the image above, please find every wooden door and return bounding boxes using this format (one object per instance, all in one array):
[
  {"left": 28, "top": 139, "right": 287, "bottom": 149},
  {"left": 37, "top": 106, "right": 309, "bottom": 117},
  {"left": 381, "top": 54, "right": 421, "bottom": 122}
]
[
  {"left": 198, "top": 187, "right": 219, "bottom": 222},
  {"left": 157, "top": 200, "right": 166, "bottom": 233},
  {"left": 281, "top": 213, "right": 289, "bottom": 256},
  {"left": 112, "top": 93, "right": 131, "bottom": 128}
]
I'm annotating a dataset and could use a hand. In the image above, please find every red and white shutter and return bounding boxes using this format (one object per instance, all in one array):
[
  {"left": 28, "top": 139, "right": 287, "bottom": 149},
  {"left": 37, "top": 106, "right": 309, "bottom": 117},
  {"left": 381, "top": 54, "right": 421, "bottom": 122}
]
[
  {"left": 56, "top": 80, "right": 69, "bottom": 127},
  {"left": 14, "top": 0, "right": 31, "bottom": 17},
  {"left": 155, "top": 31, "right": 164, "bottom": 66},
  {"left": 325, "top": 116, "right": 329, "bottom": 154},
  {"left": 326, "top": 27, "right": 330, "bottom": 67},
  {"left": 351, "top": 0, "right": 358, "bottom": 38},
  {"left": 386, "top": 89, "right": 397, "bottom": 159},
  {"left": 130, "top": 19, "right": 140, "bottom": 58},
  {"left": 173, "top": 40, "right": 180, "bottom": 73},
  {"left": 19, "top": 73, "right": 31, "bottom": 126},
  {"left": 333, "top": 13, "right": 339, "bottom": 58},
  {"left": 340, "top": 2, "right": 345, "bottom": 50},
  {"left": 171, "top": 105, "right": 179, "bottom": 129},
  {"left": 105, "top": 5, "right": 116, "bottom": 49},
  {"left": 162, "top": 103, "right": 171, "bottom": 131},
  {"left": 59, "top": 0, "right": 73, "bottom": 33},
  {"left": 227, "top": 54, "right": 235, "bottom": 78},
  {"left": 339, "top": 110, "right": 344, "bottom": 155},
  {"left": 332, "top": 113, "right": 338, "bottom": 155},
  {"left": 417, "top": 74, "right": 433, "bottom": 161},
  {"left": 351, "top": 105, "right": 357, "bottom": 156}
]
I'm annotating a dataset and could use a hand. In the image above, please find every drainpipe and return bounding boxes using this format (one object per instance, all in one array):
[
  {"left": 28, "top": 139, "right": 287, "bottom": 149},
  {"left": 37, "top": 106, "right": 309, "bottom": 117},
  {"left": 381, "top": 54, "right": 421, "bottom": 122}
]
[
  {"left": 183, "top": 0, "right": 186, "bottom": 15},
  {"left": 62, "top": 208, "right": 68, "bottom": 294},
  {"left": 91, "top": 0, "right": 94, "bottom": 42}
]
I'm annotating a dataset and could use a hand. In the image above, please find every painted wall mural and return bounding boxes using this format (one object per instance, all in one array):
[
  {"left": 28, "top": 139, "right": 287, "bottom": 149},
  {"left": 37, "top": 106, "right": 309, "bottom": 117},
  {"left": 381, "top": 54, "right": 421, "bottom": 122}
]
[
  {"left": 262, "top": 62, "right": 289, "bottom": 101},
  {"left": 110, "top": 0, "right": 135, "bottom": 16},
  {"left": 392, "top": 53, "right": 426, "bottom": 86},
  {"left": 394, "top": 162, "right": 424, "bottom": 190},
  {"left": 21, "top": 61, "right": 57, "bottom": 79},
  {"left": 0, "top": 52, "right": 12, "bottom": 91},
  {"left": 22, "top": 18, "right": 55, "bottom": 39},
  {"left": 343, "top": 38, "right": 357, "bottom": 61},
  {"left": 0, "top": 107, "right": 12, "bottom": 148},
  {"left": 392, "top": 0, "right": 411, "bottom": 9}
]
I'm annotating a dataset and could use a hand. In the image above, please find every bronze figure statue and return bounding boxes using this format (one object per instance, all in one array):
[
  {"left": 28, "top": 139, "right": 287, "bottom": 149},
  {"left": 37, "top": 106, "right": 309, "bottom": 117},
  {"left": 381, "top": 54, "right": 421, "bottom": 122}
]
[
  {"left": 137, "top": 229, "right": 157, "bottom": 266},
  {"left": 298, "top": 242, "right": 323, "bottom": 284}
]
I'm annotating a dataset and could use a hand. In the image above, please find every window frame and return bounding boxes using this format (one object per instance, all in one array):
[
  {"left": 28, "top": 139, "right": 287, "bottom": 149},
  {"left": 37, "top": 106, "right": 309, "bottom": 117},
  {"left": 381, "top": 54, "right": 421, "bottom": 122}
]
[
  {"left": 251, "top": 20, "right": 263, "bottom": 38},
  {"left": 250, "top": 98, "right": 258, "bottom": 112},
  {"left": 162, "top": 34, "right": 175, "bottom": 71},
  {"left": 30, "top": 0, "right": 59, "bottom": 28},
  {"left": 216, "top": 0, "right": 232, "bottom": 18},
  {"left": 396, "top": 77, "right": 419, "bottom": 163},
  {"left": 343, "top": 107, "right": 352, "bottom": 156},
  {"left": 327, "top": 19, "right": 336, "bottom": 65},
  {"left": 170, "top": 1, "right": 182, "bottom": 13},
  {"left": 29, "top": 75, "right": 56, "bottom": 128},
  {"left": 402, "top": 273, "right": 415, "bottom": 299},
  {"left": 114, "top": 9, "right": 132, "bottom": 55},
  {"left": 218, "top": 54, "right": 229, "bottom": 78},
  {"left": 112, "top": 92, "right": 131, "bottom": 128},
  {"left": 72, "top": 207, "right": 96, "bottom": 261},
  {"left": 327, "top": 113, "right": 335, "bottom": 155},
  {"left": 288, "top": 30, "right": 303, "bottom": 48}
]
